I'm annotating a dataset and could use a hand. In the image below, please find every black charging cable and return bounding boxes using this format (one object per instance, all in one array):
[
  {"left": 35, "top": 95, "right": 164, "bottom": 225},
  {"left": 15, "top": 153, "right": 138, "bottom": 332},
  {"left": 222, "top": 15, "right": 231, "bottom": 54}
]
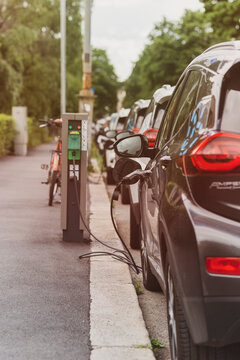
[{"left": 72, "top": 154, "right": 141, "bottom": 274}]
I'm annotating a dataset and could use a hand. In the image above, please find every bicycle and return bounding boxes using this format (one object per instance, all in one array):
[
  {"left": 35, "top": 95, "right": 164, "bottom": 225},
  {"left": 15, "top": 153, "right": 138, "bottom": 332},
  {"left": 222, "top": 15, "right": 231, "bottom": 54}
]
[{"left": 40, "top": 118, "right": 62, "bottom": 206}]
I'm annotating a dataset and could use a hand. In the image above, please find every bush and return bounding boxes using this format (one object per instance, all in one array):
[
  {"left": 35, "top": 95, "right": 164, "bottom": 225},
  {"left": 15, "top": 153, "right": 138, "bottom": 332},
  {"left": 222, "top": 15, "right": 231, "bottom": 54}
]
[
  {"left": 27, "top": 117, "right": 49, "bottom": 148},
  {"left": 0, "top": 114, "right": 51, "bottom": 158},
  {"left": 0, "top": 114, "right": 15, "bottom": 157}
]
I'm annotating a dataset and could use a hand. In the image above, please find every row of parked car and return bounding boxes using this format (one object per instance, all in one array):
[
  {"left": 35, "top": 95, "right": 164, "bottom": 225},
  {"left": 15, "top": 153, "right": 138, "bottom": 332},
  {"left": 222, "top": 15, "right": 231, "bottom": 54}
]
[{"left": 95, "top": 41, "right": 240, "bottom": 359}]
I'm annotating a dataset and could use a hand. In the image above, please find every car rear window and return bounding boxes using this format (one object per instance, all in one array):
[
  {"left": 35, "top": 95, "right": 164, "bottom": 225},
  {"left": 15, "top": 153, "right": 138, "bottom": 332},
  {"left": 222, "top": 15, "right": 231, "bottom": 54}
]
[
  {"left": 135, "top": 109, "right": 146, "bottom": 128},
  {"left": 221, "top": 64, "right": 240, "bottom": 133},
  {"left": 117, "top": 117, "right": 127, "bottom": 130},
  {"left": 221, "top": 89, "right": 240, "bottom": 133}
]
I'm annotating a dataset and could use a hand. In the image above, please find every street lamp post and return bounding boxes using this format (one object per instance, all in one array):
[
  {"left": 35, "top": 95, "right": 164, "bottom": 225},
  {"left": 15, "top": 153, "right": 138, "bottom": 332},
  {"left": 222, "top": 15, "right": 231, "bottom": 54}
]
[
  {"left": 60, "top": 0, "right": 66, "bottom": 115},
  {"left": 78, "top": 0, "right": 95, "bottom": 155}
]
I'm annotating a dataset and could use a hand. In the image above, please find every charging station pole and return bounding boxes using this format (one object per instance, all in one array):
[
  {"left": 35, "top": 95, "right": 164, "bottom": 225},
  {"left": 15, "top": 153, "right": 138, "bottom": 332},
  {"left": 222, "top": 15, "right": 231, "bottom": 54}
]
[{"left": 61, "top": 113, "right": 88, "bottom": 242}]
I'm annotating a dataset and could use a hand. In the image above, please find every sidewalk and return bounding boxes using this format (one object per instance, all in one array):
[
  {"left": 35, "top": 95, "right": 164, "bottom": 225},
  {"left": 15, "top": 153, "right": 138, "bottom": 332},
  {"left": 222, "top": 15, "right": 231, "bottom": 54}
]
[{"left": 88, "top": 170, "right": 155, "bottom": 360}]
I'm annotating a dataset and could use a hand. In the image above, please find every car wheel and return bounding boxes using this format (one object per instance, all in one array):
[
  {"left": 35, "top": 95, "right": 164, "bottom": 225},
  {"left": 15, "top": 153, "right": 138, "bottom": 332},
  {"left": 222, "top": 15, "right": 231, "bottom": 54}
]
[
  {"left": 130, "top": 204, "right": 140, "bottom": 249},
  {"left": 140, "top": 234, "right": 160, "bottom": 291},
  {"left": 121, "top": 184, "right": 130, "bottom": 204},
  {"left": 165, "top": 254, "right": 239, "bottom": 360},
  {"left": 106, "top": 167, "right": 115, "bottom": 185}
]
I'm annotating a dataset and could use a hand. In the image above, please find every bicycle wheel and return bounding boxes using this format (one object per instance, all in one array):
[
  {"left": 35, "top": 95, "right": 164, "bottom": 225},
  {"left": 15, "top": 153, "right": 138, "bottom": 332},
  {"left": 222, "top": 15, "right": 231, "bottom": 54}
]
[{"left": 48, "top": 171, "right": 58, "bottom": 206}]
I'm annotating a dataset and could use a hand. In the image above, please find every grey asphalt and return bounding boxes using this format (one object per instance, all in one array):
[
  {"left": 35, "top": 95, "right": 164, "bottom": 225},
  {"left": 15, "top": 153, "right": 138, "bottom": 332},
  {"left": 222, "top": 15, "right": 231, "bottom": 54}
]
[{"left": 0, "top": 144, "right": 90, "bottom": 360}]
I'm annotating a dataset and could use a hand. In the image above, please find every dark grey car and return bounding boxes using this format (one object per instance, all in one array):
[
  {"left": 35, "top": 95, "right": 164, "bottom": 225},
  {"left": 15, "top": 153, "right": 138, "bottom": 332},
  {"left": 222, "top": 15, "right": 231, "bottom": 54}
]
[{"left": 114, "top": 41, "right": 240, "bottom": 359}]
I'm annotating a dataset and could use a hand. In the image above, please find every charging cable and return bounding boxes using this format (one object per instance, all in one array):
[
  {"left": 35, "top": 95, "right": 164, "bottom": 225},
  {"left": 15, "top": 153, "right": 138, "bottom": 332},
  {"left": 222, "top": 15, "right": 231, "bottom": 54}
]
[{"left": 72, "top": 154, "right": 141, "bottom": 274}]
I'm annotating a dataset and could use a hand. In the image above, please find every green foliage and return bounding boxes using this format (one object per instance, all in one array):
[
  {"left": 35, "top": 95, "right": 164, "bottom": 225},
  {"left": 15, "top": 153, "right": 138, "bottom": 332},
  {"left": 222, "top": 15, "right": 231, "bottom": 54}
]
[
  {"left": 124, "top": 10, "right": 215, "bottom": 107},
  {"left": 200, "top": 0, "right": 240, "bottom": 41},
  {"left": 151, "top": 338, "right": 165, "bottom": 350},
  {"left": 0, "top": 114, "right": 15, "bottom": 156},
  {"left": 92, "top": 48, "right": 119, "bottom": 120},
  {"left": 0, "top": 0, "right": 83, "bottom": 119},
  {"left": 91, "top": 137, "right": 103, "bottom": 169},
  {"left": 133, "top": 279, "right": 144, "bottom": 295},
  {"left": 27, "top": 117, "right": 49, "bottom": 148}
]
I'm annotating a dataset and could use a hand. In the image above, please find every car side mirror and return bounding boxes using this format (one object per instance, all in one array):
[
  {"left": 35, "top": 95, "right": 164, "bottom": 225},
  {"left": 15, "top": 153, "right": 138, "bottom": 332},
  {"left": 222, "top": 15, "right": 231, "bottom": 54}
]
[
  {"left": 114, "top": 134, "right": 156, "bottom": 159},
  {"left": 106, "top": 130, "right": 117, "bottom": 138},
  {"left": 115, "top": 130, "right": 134, "bottom": 141}
]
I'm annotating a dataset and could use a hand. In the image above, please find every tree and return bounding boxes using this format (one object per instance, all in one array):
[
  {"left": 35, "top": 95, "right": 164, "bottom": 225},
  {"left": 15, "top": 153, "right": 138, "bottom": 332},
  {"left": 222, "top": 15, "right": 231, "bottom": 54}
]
[
  {"left": 0, "top": 0, "right": 83, "bottom": 118},
  {"left": 92, "top": 48, "right": 119, "bottom": 120},
  {"left": 124, "top": 10, "right": 215, "bottom": 107},
  {"left": 200, "top": 0, "right": 240, "bottom": 41}
]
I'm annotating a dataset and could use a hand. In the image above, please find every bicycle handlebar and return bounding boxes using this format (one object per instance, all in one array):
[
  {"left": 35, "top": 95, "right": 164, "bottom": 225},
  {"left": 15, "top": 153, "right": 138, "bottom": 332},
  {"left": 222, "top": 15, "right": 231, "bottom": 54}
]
[{"left": 39, "top": 118, "right": 62, "bottom": 128}]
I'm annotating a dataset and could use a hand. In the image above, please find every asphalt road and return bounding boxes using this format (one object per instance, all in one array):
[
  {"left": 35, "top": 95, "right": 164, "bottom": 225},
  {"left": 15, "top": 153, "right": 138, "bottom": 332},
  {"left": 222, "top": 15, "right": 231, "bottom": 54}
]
[
  {"left": 106, "top": 183, "right": 171, "bottom": 360},
  {"left": 0, "top": 144, "right": 90, "bottom": 360}
]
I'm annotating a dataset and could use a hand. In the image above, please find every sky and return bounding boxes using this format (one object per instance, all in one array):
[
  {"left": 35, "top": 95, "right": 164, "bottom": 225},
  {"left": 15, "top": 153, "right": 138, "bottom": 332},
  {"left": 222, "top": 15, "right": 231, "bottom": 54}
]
[{"left": 91, "top": 0, "right": 203, "bottom": 81}]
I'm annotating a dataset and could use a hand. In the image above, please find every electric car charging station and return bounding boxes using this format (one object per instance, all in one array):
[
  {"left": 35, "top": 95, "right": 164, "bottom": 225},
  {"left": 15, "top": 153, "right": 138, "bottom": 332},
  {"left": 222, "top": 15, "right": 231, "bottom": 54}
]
[{"left": 61, "top": 113, "right": 88, "bottom": 242}]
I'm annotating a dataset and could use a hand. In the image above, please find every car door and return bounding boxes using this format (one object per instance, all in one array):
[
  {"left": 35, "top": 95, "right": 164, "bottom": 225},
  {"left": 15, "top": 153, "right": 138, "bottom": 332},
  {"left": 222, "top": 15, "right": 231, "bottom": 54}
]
[
  {"left": 142, "top": 70, "right": 202, "bottom": 284},
  {"left": 141, "top": 76, "right": 187, "bottom": 280}
]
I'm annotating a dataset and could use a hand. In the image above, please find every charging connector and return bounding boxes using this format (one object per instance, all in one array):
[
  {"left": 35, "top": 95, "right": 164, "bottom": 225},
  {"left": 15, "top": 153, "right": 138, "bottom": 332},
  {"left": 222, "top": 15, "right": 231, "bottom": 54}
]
[{"left": 71, "top": 154, "right": 141, "bottom": 274}]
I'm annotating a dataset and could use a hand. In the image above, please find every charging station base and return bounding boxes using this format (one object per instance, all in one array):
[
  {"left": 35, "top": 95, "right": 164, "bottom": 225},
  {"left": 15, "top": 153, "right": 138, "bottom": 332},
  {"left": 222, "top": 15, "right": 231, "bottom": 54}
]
[{"left": 62, "top": 229, "right": 84, "bottom": 242}]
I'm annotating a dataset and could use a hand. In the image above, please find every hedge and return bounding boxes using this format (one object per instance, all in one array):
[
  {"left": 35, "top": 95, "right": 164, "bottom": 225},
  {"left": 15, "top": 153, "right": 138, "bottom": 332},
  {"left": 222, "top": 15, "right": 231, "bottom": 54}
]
[
  {"left": 0, "top": 114, "right": 50, "bottom": 157},
  {"left": 27, "top": 117, "right": 49, "bottom": 148},
  {"left": 0, "top": 114, "right": 15, "bottom": 157}
]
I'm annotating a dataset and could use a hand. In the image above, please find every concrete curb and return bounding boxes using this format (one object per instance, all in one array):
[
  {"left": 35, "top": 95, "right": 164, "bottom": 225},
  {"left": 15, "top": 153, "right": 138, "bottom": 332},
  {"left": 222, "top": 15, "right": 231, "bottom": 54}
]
[{"left": 89, "top": 173, "right": 155, "bottom": 360}]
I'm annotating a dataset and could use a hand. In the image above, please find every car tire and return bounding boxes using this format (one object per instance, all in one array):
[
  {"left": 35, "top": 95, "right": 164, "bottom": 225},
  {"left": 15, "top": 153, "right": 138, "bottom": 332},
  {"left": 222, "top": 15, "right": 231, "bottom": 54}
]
[
  {"left": 121, "top": 184, "right": 130, "bottom": 204},
  {"left": 106, "top": 167, "right": 115, "bottom": 185},
  {"left": 130, "top": 205, "right": 140, "bottom": 249},
  {"left": 140, "top": 233, "right": 160, "bottom": 291},
  {"left": 165, "top": 253, "right": 239, "bottom": 360}
]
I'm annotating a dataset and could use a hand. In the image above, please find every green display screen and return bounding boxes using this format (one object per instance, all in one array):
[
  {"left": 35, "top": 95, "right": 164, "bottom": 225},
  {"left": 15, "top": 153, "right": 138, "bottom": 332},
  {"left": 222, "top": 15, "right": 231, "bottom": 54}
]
[
  {"left": 68, "top": 134, "right": 80, "bottom": 149},
  {"left": 68, "top": 131, "right": 81, "bottom": 160}
]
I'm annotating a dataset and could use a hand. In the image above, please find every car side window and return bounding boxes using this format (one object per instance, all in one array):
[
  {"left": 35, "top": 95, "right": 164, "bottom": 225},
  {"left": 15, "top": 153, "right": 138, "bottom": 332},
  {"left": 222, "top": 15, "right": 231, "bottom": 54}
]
[
  {"left": 157, "top": 76, "right": 187, "bottom": 149},
  {"left": 169, "top": 70, "right": 202, "bottom": 140},
  {"left": 220, "top": 63, "right": 240, "bottom": 133},
  {"left": 139, "top": 100, "right": 154, "bottom": 134},
  {"left": 153, "top": 102, "right": 168, "bottom": 129},
  {"left": 194, "top": 70, "right": 215, "bottom": 129},
  {"left": 175, "top": 71, "right": 216, "bottom": 156},
  {"left": 135, "top": 108, "right": 146, "bottom": 128}
]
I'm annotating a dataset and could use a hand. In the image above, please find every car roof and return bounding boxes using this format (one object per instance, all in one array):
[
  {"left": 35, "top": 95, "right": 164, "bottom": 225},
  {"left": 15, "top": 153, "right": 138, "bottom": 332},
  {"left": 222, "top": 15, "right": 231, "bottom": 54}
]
[
  {"left": 134, "top": 99, "right": 151, "bottom": 110},
  {"left": 152, "top": 84, "right": 175, "bottom": 105},
  {"left": 188, "top": 40, "right": 240, "bottom": 76},
  {"left": 118, "top": 108, "right": 130, "bottom": 118}
]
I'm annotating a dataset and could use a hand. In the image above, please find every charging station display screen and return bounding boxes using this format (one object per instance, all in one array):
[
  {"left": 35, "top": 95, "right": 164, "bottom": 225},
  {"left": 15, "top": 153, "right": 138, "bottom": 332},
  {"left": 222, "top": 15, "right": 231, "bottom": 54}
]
[{"left": 68, "top": 130, "right": 81, "bottom": 160}]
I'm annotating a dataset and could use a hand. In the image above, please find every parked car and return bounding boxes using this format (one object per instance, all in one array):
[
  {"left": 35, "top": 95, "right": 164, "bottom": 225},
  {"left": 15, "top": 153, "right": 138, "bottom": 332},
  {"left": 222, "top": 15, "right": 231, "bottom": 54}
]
[
  {"left": 114, "top": 85, "right": 174, "bottom": 242},
  {"left": 114, "top": 41, "right": 240, "bottom": 359},
  {"left": 114, "top": 99, "right": 151, "bottom": 202},
  {"left": 139, "top": 84, "right": 174, "bottom": 147},
  {"left": 104, "top": 108, "right": 130, "bottom": 184},
  {"left": 96, "top": 113, "right": 117, "bottom": 154},
  {"left": 125, "top": 99, "right": 150, "bottom": 134}
]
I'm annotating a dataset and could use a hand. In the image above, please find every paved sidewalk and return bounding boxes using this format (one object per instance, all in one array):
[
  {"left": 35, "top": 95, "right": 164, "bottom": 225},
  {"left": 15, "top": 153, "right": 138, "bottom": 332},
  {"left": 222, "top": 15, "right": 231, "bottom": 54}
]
[
  {"left": 0, "top": 144, "right": 90, "bottom": 360},
  {"left": 88, "top": 171, "right": 155, "bottom": 360}
]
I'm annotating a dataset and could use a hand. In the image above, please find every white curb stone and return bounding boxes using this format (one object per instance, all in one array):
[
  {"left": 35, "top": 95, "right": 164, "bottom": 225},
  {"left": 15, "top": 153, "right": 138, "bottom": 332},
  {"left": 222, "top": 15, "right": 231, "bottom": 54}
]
[{"left": 89, "top": 178, "right": 155, "bottom": 360}]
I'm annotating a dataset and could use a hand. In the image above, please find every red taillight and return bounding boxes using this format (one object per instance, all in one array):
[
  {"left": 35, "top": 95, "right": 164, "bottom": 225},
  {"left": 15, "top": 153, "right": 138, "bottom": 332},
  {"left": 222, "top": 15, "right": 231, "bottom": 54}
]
[
  {"left": 132, "top": 128, "right": 140, "bottom": 134},
  {"left": 206, "top": 257, "right": 240, "bottom": 276},
  {"left": 144, "top": 128, "right": 158, "bottom": 148},
  {"left": 190, "top": 133, "right": 240, "bottom": 172}
]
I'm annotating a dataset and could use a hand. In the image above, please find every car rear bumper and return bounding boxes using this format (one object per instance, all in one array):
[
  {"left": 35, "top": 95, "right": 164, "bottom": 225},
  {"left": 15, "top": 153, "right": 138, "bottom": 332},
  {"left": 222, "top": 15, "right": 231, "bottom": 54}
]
[{"left": 183, "top": 295, "right": 240, "bottom": 346}]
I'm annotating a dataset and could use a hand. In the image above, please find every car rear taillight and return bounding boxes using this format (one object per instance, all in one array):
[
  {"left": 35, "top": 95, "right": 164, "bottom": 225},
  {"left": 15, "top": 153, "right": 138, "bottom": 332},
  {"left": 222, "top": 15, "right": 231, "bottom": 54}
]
[
  {"left": 190, "top": 133, "right": 240, "bottom": 172},
  {"left": 132, "top": 128, "right": 140, "bottom": 134},
  {"left": 144, "top": 128, "right": 158, "bottom": 148},
  {"left": 206, "top": 257, "right": 240, "bottom": 276}
]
